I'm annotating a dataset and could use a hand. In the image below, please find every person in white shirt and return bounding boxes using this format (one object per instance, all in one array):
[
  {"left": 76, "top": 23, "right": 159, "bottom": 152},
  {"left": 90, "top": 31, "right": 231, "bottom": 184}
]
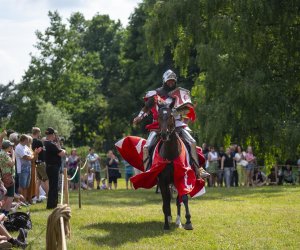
[
  {"left": 207, "top": 146, "right": 219, "bottom": 187},
  {"left": 15, "top": 135, "right": 39, "bottom": 202},
  {"left": 234, "top": 146, "right": 247, "bottom": 186}
]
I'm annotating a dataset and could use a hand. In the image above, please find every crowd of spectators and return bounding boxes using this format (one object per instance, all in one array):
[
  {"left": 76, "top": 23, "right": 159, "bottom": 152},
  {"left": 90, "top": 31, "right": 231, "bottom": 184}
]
[{"left": 202, "top": 143, "right": 300, "bottom": 187}]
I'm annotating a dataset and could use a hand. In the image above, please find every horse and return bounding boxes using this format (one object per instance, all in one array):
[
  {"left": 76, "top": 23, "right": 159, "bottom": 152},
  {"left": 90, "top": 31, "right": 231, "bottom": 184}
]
[{"left": 157, "top": 105, "right": 194, "bottom": 230}]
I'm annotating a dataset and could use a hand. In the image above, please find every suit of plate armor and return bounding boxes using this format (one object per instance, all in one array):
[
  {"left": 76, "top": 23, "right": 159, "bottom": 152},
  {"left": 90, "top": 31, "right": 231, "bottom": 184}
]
[{"left": 134, "top": 70, "right": 200, "bottom": 173}]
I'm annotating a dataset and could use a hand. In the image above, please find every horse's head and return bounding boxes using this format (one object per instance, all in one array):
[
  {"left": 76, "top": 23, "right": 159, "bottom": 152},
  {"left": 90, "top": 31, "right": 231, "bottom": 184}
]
[{"left": 158, "top": 104, "right": 176, "bottom": 142}]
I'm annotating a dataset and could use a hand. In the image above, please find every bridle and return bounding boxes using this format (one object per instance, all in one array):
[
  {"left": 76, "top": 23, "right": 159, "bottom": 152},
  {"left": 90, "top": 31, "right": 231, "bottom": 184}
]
[{"left": 158, "top": 106, "right": 176, "bottom": 142}]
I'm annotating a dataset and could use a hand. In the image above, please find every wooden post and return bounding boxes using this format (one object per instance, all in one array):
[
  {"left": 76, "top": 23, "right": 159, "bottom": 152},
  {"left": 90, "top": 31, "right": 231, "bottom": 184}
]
[
  {"left": 64, "top": 168, "right": 69, "bottom": 205},
  {"left": 78, "top": 166, "right": 82, "bottom": 209}
]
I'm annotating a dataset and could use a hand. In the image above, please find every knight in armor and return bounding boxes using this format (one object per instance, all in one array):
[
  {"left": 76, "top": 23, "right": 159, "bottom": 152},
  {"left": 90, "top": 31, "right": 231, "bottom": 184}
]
[{"left": 133, "top": 70, "right": 209, "bottom": 178}]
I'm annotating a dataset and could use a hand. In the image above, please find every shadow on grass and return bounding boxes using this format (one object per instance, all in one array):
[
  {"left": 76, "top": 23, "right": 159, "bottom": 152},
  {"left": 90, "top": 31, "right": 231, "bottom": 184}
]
[
  {"left": 83, "top": 221, "right": 174, "bottom": 247},
  {"left": 70, "top": 189, "right": 162, "bottom": 207}
]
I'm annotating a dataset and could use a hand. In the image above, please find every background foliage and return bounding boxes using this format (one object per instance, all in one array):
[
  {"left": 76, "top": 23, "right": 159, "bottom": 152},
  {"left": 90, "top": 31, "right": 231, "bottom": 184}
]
[{"left": 0, "top": 1, "right": 299, "bottom": 164}]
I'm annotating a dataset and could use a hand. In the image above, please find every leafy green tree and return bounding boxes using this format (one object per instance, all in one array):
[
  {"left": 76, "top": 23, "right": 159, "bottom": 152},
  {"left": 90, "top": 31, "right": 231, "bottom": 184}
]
[
  {"left": 144, "top": 0, "right": 300, "bottom": 161},
  {"left": 35, "top": 101, "right": 74, "bottom": 139},
  {"left": 0, "top": 82, "right": 16, "bottom": 129},
  {"left": 10, "top": 11, "right": 107, "bottom": 144}
]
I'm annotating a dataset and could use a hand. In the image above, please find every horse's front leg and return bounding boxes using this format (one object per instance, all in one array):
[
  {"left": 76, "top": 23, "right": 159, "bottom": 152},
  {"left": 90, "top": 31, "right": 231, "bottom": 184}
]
[
  {"left": 176, "top": 195, "right": 183, "bottom": 228},
  {"left": 182, "top": 194, "right": 193, "bottom": 230},
  {"left": 159, "top": 181, "right": 172, "bottom": 230}
]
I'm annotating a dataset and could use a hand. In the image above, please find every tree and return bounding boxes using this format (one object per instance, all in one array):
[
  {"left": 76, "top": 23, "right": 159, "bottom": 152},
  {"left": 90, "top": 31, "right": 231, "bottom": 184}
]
[
  {"left": 10, "top": 11, "right": 107, "bottom": 144},
  {"left": 144, "top": 0, "right": 300, "bottom": 161},
  {"left": 35, "top": 101, "right": 74, "bottom": 139},
  {"left": 0, "top": 82, "right": 16, "bottom": 129}
]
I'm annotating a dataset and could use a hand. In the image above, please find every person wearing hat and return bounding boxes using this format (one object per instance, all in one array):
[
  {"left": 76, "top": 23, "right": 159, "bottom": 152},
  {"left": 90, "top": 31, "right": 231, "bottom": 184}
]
[
  {"left": 44, "top": 127, "right": 65, "bottom": 209},
  {"left": 0, "top": 140, "right": 16, "bottom": 215},
  {"left": 31, "top": 127, "right": 48, "bottom": 203}
]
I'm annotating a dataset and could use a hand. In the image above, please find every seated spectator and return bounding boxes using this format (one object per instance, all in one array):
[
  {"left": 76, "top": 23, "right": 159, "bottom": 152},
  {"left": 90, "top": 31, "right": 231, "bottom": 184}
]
[
  {"left": 283, "top": 164, "right": 295, "bottom": 185},
  {"left": 0, "top": 221, "right": 27, "bottom": 248},
  {"left": 100, "top": 178, "right": 107, "bottom": 190},
  {"left": 85, "top": 167, "right": 95, "bottom": 189},
  {"left": 252, "top": 169, "right": 267, "bottom": 186},
  {"left": 267, "top": 167, "right": 278, "bottom": 185}
]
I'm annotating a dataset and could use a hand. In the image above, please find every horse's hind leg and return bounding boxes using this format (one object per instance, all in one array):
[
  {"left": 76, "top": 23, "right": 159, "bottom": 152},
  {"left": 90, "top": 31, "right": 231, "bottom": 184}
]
[
  {"left": 159, "top": 181, "right": 171, "bottom": 230},
  {"left": 176, "top": 195, "right": 182, "bottom": 228},
  {"left": 182, "top": 194, "right": 193, "bottom": 230}
]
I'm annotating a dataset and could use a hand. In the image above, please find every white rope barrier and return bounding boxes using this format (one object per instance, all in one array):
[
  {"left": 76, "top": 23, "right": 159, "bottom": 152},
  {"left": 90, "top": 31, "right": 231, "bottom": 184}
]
[
  {"left": 67, "top": 166, "right": 79, "bottom": 181},
  {"left": 80, "top": 159, "right": 88, "bottom": 170}
]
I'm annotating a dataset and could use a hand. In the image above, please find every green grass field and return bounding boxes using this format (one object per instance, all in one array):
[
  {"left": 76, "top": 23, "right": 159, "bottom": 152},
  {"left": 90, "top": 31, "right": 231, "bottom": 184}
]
[{"left": 22, "top": 180, "right": 300, "bottom": 249}]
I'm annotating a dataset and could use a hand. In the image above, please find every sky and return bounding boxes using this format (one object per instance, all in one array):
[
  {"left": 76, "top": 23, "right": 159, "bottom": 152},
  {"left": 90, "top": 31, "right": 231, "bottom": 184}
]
[{"left": 0, "top": 0, "right": 142, "bottom": 84}]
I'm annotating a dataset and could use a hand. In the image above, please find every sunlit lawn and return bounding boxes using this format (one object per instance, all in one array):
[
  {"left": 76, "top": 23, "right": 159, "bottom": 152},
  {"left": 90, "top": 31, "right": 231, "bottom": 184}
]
[{"left": 22, "top": 180, "right": 300, "bottom": 249}]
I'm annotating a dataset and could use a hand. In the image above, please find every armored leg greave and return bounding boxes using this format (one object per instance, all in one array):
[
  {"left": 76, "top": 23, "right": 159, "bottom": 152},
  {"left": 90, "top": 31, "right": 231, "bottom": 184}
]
[{"left": 143, "top": 131, "right": 157, "bottom": 170}]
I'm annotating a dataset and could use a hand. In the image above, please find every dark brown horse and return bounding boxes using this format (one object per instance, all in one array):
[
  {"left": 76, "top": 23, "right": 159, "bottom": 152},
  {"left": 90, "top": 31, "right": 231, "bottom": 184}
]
[{"left": 157, "top": 106, "right": 193, "bottom": 230}]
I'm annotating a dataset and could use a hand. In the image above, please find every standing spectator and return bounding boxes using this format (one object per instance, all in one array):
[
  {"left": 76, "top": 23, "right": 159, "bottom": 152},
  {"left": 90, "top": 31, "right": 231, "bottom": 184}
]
[
  {"left": 221, "top": 147, "right": 235, "bottom": 188},
  {"left": 31, "top": 127, "right": 48, "bottom": 203},
  {"left": 207, "top": 146, "right": 218, "bottom": 187},
  {"left": 122, "top": 159, "right": 134, "bottom": 190},
  {"left": 234, "top": 146, "right": 246, "bottom": 186},
  {"left": 106, "top": 150, "right": 119, "bottom": 190},
  {"left": 0, "top": 131, "right": 7, "bottom": 147},
  {"left": 15, "top": 135, "right": 35, "bottom": 202},
  {"left": 44, "top": 127, "right": 65, "bottom": 209},
  {"left": 26, "top": 135, "right": 37, "bottom": 203},
  {"left": 58, "top": 137, "right": 67, "bottom": 192},
  {"left": 0, "top": 140, "right": 16, "bottom": 215},
  {"left": 217, "top": 147, "right": 225, "bottom": 187},
  {"left": 7, "top": 132, "right": 20, "bottom": 195},
  {"left": 202, "top": 143, "right": 209, "bottom": 160},
  {"left": 230, "top": 145, "right": 239, "bottom": 187},
  {"left": 245, "top": 146, "right": 256, "bottom": 187},
  {"left": 87, "top": 148, "right": 101, "bottom": 189},
  {"left": 68, "top": 149, "right": 80, "bottom": 190}
]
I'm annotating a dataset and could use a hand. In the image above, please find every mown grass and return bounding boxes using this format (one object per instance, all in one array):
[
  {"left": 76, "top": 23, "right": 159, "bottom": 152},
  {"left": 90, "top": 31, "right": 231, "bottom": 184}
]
[{"left": 21, "top": 180, "right": 300, "bottom": 249}]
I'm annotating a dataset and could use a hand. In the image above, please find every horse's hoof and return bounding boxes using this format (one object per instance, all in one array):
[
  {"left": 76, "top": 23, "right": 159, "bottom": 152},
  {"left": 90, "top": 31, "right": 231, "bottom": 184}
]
[
  {"left": 177, "top": 223, "right": 183, "bottom": 228},
  {"left": 175, "top": 216, "right": 182, "bottom": 228},
  {"left": 164, "top": 225, "right": 170, "bottom": 231},
  {"left": 184, "top": 223, "right": 194, "bottom": 230}
]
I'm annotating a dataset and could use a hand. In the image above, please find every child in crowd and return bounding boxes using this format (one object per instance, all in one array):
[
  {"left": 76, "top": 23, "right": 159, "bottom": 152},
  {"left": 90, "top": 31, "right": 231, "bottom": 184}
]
[
  {"left": 100, "top": 178, "right": 107, "bottom": 190},
  {"left": 85, "top": 168, "right": 95, "bottom": 190},
  {"left": 252, "top": 168, "right": 267, "bottom": 186}
]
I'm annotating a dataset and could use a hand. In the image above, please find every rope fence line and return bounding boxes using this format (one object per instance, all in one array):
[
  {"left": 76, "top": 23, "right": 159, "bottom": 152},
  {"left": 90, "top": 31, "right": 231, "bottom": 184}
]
[{"left": 67, "top": 166, "right": 79, "bottom": 181}]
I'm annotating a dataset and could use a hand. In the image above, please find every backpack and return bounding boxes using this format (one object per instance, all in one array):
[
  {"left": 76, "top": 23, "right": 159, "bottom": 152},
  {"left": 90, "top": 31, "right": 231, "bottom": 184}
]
[{"left": 3, "top": 212, "right": 32, "bottom": 231}]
